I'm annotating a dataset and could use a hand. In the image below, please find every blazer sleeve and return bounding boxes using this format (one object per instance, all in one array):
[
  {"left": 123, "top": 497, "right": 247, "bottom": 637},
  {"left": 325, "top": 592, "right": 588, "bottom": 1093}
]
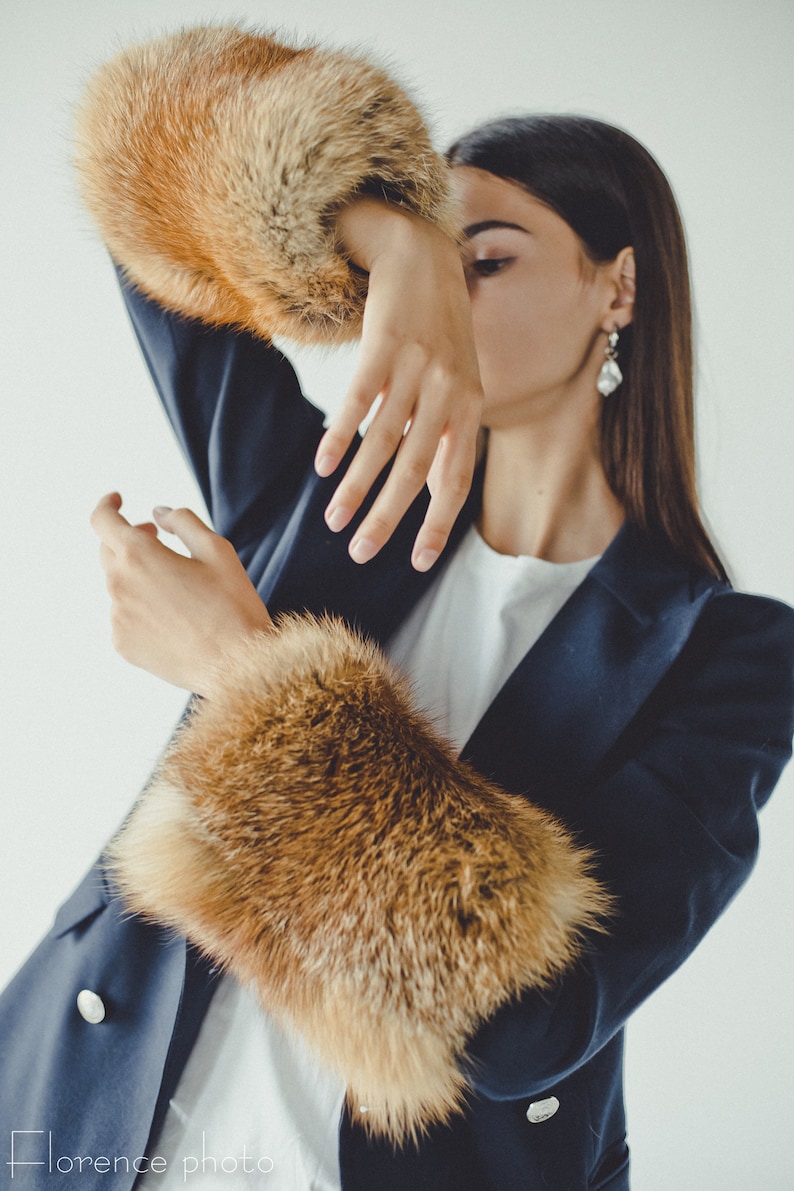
[
  {"left": 116, "top": 275, "right": 326, "bottom": 551},
  {"left": 75, "top": 25, "right": 458, "bottom": 547},
  {"left": 462, "top": 589, "right": 794, "bottom": 1100},
  {"left": 73, "top": 24, "right": 459, "bottom": 346}
]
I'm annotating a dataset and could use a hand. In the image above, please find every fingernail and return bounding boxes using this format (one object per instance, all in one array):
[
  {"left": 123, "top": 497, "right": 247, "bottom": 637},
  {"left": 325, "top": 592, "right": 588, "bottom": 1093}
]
[
  {"left": 350, "top": 537, "right": 377, "bottom": 565},
  {"left": 153, "top": 506, "right": 173, "bottom": 518},
  {"left": 326, "top": 506, "right": 351, "bottom": 533},
  {"left": 315, "top": 454, "right": 338, "bottom": 478},
  {"left": 414, "top": 549, "right": 439, "bottom": 572}
]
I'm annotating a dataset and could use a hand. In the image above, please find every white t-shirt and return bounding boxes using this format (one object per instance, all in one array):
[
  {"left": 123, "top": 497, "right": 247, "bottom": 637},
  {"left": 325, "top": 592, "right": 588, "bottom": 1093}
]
[
  {"left": 388, "top": 525, "right": 598, "bottom": 753},
  {"left": 139, "top": 526, "right": 598, "bottom": 1189},
  {"left": 137, "top": 977, "right": 345, "bottom": 1190}
]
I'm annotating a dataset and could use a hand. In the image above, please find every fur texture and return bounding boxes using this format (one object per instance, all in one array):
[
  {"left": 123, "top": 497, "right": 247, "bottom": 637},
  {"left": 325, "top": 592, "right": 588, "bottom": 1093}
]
[
  {"left": 107, "top": 615, "right": 611, "bottom": 1145},
  {"left": 73, "top": 25, "right": 459, "bottom": 344}
]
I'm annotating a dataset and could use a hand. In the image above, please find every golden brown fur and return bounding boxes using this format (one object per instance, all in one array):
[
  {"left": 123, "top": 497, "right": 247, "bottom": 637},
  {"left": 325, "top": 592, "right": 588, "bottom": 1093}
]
[
  {"left": 73, "top": 25, "right": 459, "bottom": 344},
  {"left": 107, "top": 614, "right": 611, "bottom": 1145}
]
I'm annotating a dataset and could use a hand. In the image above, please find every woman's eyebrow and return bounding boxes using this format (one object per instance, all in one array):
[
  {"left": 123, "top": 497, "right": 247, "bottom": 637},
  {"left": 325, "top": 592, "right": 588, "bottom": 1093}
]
[{"left": 463, "top": 219, "right": 530, "bottom": 238}]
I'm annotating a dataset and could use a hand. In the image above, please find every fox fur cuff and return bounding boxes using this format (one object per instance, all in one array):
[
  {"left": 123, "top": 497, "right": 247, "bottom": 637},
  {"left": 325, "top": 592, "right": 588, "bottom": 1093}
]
[
  {"left": 106, "top": 614, "right": 610, "bottom": 1144},
  {"left": 74, "top": 25, "right": 459, "bottom": 344}
]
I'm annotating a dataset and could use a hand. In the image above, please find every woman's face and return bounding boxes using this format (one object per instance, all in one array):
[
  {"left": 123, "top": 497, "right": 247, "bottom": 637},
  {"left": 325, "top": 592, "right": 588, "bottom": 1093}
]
[{"left": 454, "top": 166, "right": 621, "bottom": 431}]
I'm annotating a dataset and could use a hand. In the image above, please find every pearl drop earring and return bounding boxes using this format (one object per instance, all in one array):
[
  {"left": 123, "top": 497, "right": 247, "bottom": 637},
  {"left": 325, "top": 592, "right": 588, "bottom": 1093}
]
[{"left": 597, "top": 329, "right": 623, "bottom": 396}]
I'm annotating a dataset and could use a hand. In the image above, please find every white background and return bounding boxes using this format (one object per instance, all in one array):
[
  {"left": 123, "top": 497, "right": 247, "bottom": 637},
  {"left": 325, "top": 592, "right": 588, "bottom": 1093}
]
[{"left": 2, "top": 1, "right": 793, "bottom": 1187}]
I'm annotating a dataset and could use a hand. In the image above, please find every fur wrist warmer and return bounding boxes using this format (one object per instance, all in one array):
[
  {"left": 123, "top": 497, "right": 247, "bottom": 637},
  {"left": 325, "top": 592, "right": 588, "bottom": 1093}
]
[
  {"left": 74, "top": 25, "right": 459, "bottom": 344},
  {"left": 106, "top": 614, "right": 610, "bottom": 1144}
]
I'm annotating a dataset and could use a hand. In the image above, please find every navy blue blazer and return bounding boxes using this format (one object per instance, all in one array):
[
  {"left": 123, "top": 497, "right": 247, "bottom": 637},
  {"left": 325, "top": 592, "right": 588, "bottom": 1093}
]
[{"left": 2, "top": 281, "right": 793, "bottom": 1190}]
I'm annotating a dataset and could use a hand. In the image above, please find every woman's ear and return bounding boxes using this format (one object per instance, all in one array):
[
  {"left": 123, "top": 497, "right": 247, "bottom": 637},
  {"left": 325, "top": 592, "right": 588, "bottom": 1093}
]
[{"left": 604, "top": 247, "right": 635, "bottom": 330}]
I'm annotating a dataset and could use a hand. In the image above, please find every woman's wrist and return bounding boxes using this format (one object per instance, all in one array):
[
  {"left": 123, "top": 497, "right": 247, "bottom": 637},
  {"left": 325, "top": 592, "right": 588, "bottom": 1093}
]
[{"left": 335, "top": 196, "right": 456, "bottom": 274}]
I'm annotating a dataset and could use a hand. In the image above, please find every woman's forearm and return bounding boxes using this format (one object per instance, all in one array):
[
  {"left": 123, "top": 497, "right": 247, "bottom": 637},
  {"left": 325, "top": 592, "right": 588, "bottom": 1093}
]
[{"left": 76, "top": 25, "right": 484, "bottom": 568}]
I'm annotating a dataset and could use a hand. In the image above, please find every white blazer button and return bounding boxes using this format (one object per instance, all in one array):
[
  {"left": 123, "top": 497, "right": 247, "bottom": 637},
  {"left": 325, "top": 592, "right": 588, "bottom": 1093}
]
[
  {"left": 76, "top": 989, "right": 106, "bottom": 1024},
  {"left": 526, "top": 1096, "right": 560, "bottom": 1124}
]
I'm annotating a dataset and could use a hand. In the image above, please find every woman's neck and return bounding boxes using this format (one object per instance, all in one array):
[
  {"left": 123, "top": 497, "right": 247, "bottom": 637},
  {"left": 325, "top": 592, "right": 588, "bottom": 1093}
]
[{"left": 478, "top": 413, "right": 625, "bottom": 562}]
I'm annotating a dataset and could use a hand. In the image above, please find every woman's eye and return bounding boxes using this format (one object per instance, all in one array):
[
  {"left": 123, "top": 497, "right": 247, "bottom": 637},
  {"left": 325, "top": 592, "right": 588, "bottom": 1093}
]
[{"left": 469, "top": 257, "right": 513, "bottom": 277}]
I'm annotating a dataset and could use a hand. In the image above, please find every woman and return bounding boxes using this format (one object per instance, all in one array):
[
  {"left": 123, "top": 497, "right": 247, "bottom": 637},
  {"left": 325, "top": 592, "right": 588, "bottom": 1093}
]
[{"left": 1, "top": 24, "right": 792, "bottom": 1191}]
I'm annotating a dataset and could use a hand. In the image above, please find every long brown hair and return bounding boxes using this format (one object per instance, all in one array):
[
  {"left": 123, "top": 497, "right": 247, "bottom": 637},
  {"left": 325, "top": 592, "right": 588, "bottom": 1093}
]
[{"left": 447, "top": 115, "right": 727, "bottom": 581}]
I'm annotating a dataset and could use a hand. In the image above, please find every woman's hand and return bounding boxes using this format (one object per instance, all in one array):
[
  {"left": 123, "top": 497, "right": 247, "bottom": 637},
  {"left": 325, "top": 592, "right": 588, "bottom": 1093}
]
[
  {"left": 90, "top": 493, "right": 273, "bottom": 697},
  {"left": 316, "top": 199, "right": 483, "bottom": 572}
]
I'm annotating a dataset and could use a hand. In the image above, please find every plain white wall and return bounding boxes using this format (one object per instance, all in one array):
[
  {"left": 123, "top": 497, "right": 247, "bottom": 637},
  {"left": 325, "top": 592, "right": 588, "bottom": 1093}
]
[{"left": 2, "top": 1, "right": 793, "bottom": 1186}]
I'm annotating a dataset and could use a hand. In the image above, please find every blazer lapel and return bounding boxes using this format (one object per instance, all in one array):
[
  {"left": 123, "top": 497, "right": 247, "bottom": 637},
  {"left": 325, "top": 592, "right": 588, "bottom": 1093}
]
[
  {"left": 255, "top": 471, "right": 722, "bottom": 798},
  {"left": 461, "top": 523, "right": 721, "bottom": 794}
]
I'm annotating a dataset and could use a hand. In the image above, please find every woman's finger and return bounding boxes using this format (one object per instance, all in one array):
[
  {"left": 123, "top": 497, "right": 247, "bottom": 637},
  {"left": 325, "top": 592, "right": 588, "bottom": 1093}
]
[
  {"left": 89, "top": 492, "right": 132, "bottom": 548},
  {"left": 344, "top": 393, "right": 450, "bottom": 564},
  {"left": 152, "top": 505, "right": 223, "bottom": 560},
  {"left": 324, "top": 358, "right": 428, "bottom": 534},
  {"left": 343, "top": 358, "right": 482, "bottom": 569},
  {"left": 314, "top": 356, "right": 390, "bottom": 479},
  {"left": 410, "top": 421, "right": 480, "bottom": 571}
]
